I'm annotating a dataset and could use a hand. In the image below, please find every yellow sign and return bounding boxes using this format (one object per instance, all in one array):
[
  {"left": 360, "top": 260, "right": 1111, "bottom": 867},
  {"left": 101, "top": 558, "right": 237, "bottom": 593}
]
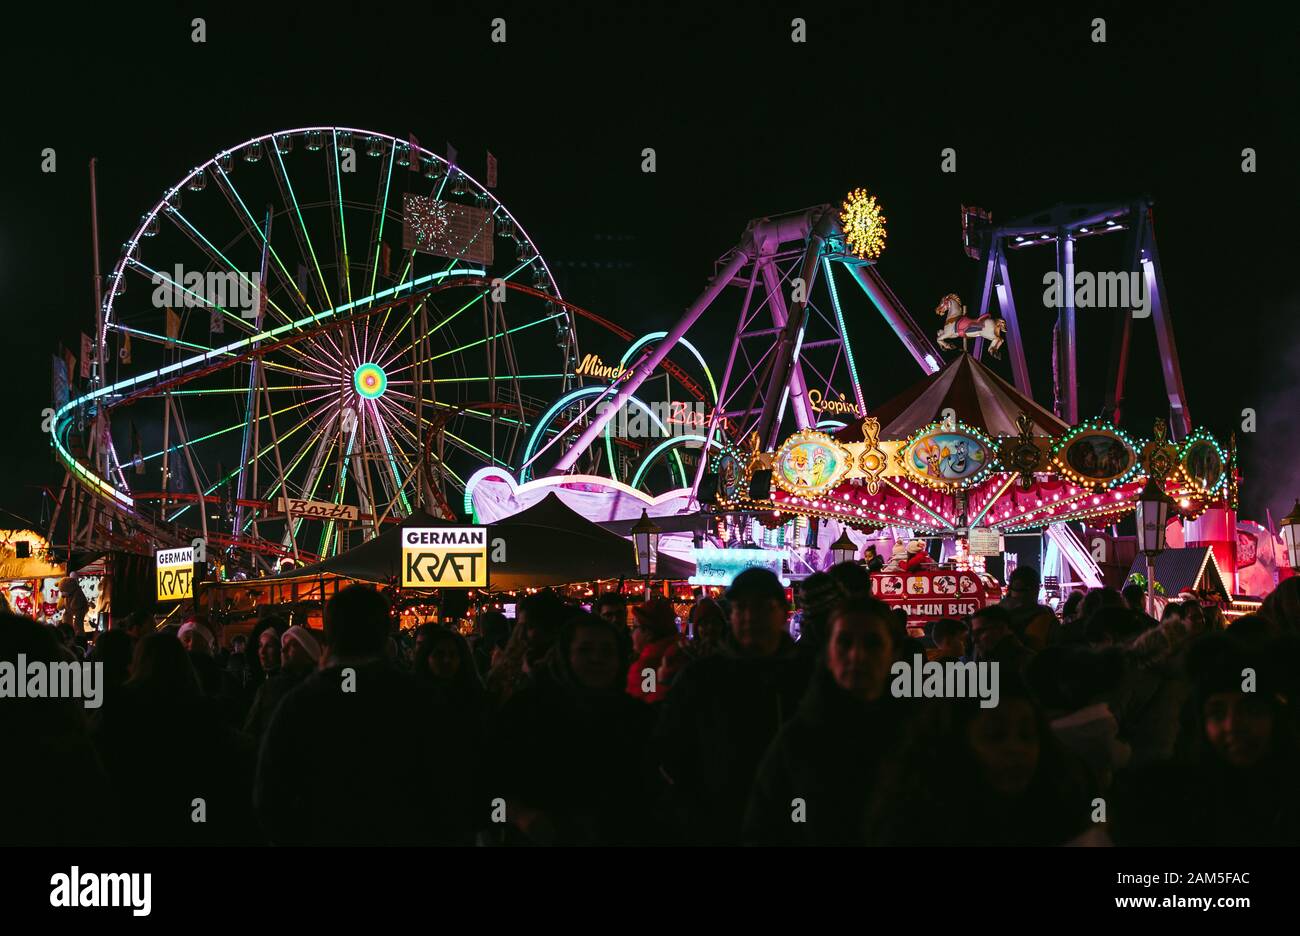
[
  {"left": 807, "top": 388, "right": 862, "bottom": 418},
  {"left": 156, "top": 546, "right": 195, "bottom": 601},
  {"left": 401, "top": 527, "right": 489, "bottom": 589},
  {"left": 572, "top": 353, "right": 627, "bottom": 381}
]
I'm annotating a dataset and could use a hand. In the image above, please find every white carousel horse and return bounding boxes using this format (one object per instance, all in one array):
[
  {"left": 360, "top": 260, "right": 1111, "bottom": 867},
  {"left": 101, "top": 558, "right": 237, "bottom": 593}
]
[{"left": 934, "top": 293, "right": 1007, "bottom": 358}]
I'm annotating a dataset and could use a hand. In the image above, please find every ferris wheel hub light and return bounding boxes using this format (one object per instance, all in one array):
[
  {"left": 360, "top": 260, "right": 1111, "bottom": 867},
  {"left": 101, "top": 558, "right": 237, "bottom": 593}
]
[{"left": 353, "top": 363, "right": 388, "bottom": 399}]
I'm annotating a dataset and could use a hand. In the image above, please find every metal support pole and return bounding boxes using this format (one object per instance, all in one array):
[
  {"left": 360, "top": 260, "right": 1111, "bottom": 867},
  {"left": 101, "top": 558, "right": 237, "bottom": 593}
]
[
  {"left": 1056, "top": 232, "right": 1078, "bottom": 424},
  {"left": 1146, "top": 552, "right": 1156, "bottom": 618},
  {"left": 994, "top": 247, "right": 1033, "bottom": 397},
  {"left": 1139, "top": 207, "right": 1191, "bottom": 440}
]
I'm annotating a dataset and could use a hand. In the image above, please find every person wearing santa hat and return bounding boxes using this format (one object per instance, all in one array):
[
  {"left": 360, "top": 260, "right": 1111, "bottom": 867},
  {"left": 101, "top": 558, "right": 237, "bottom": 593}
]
[
  {"left": 900, "top": 539, "right": 937, "bottom": 572},
  {"left": 178, "top": 617, "right": 238, "bottom": 712},
  {"left": 243, "top": 625, "right": 322, "bottom": 738}
]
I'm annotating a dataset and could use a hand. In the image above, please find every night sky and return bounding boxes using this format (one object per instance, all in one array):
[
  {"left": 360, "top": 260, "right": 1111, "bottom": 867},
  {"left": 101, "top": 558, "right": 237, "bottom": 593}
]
[{"left": 3, "top": 2, "right": 1296, "bottom": 534}]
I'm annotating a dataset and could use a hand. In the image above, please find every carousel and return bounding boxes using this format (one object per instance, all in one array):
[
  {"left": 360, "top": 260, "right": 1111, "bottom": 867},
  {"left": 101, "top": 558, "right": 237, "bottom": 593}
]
[{"left": 713, "top": 352, "right": 1235, "bottom": 616}]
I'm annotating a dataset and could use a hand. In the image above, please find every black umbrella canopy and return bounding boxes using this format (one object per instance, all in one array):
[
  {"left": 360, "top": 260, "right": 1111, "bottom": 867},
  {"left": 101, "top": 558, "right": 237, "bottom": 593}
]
[
  {"left": 484, "top": 493, "right": 639, "bottom": 591},
  {"left": 268, "top": 510, "right": 454, "bottom": 583},
  {"left": 265, "top": 495, "right": 693, "bottom": 590}
]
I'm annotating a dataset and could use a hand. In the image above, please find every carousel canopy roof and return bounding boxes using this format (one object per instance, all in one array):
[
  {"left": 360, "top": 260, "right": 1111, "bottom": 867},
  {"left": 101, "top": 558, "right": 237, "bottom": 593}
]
[{"left": 836, "top": 353, "right": 1070, "bottom": 440}]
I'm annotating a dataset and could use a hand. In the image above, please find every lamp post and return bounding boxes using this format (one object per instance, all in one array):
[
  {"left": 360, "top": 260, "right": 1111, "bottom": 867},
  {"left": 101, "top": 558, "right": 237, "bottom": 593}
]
[
  {"left": 829, "top": 529, "right": 858, "bottom": 567},
  {"left": 631, "top": 509, "right": 661, "bottom": 600},
  {"left": 1281, "top": 499, "right": 1300, "bottom": 572},
  {"left": 1135, "top": 477, "right": 1176, "bottom": 617}
]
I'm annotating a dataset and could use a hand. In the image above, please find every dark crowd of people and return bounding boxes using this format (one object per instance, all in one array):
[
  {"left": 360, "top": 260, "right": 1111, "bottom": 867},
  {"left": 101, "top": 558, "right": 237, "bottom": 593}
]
[{"left": 4, "top": 567, "right": 1300, "bottom": 847}]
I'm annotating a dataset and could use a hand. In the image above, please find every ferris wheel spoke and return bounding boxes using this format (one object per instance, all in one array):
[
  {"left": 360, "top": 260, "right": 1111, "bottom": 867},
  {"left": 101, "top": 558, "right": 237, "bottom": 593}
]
[
  {"left": 108, "top": 320, "right": 231, "bottom": 358},
  {"left": 392, "top": 400, "right": 513, "bottom": 469},
  {"left": 159, "top": 394, "right": 338, "bottom": 526},
  {"left": 415, "top": 306, "right": 569, "bottom": 371},
  {"left": 417, "top": 258, "right": 534, "bottom": 345},
  {"left": 327, "top": 131, "right": 356, "bottom": 309},
  {"left": 143, "top": 396, "right": 324, "bottom": 464},
  {"left": 381, "top": 388, "right": 530, "bottom": 429},
  {"left": 287, "top": 431, "right": 339, "bottom": 547},
  {"left": 160, "top": 211, "right": 275, "bottom": 335},
  {"left": 210, "top": 163, "right": 321, "bottom": 324},
  {"left": 267, "top": 143, "right": 335, "bottom": 314},
  {"left": 245, "top": 409, "right": 342, "bottom": 536},
  {"left": 163, "top": 201, "right": 308, "bottom": 337},
  {"left": 263, "top": 168, "right": 351, "bottom": 369},
  {"left": 360, "top": 140, "right": 398, "bottom": 357},
  {"left": 123, "top": 258, "right": 263, "bottom": 343},
  {"left": 374, "top": 398, "right": 467, "bottom": 490},
  {"left": 372, "top": 298, "right": 429, "bottom": 372},
  {"left": 261, "top": 357, "right": 342, "bottom": 383},
  {"left": 363, "top": 149, "right": 394, "bottom": 303},
  {"left": 363, "top": 398, "right": 413, "bottom": 517}
]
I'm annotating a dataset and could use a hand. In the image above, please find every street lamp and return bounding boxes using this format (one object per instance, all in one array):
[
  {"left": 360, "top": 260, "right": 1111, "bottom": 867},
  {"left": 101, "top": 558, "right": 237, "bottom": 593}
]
[
  {"left": 829, "top": 529, "right": 858, "bottom": 566},
  {"left": 631, "top": 509, "right": 661, "bottom": 599},
  {"left": 1135, "top": 477, "right": 1176, "bottom": 616},
  {"left": 1280, "top": 499, "right": 1300, "bottom": 572}
]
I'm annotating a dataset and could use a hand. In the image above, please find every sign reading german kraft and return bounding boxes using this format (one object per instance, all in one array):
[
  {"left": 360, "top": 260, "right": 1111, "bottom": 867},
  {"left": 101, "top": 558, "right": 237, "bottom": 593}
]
[
  {"left": 156, "top": 546, "right": 196, "bottom": 601},
  {"left": 401, "top": 526, "right": 489, "bottom": 588}
]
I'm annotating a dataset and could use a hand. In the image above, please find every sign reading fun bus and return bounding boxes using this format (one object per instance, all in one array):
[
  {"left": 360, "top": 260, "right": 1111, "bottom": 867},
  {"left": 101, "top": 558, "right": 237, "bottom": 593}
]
[
  {"left": 869, "top": 569, "right": 991, "bottom": 624},
  {"left": 401, "top": 527, "right": 489, "bottom": 588},
  {"left": 155, "top": 546, "right": 196, "bottom": 601}
]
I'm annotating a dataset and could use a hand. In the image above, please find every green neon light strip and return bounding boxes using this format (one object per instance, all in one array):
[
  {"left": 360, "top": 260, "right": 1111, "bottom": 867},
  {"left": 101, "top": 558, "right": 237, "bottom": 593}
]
[
  {"left": 366, "top": 138, "right": 396, "bottom": 305},
  {"left": 213, "top": 162, "right": 316, "bottom": 323},
  {"left": 320, "top": 426, "right": 358, "bottom": 556},
  {"left": 428, "top": 311, "right": 567, "bottom": 363},
  {"left": 273, "top": 143, "right": 334, "bottom": 312},
  {"left": 240, "top": 416, "right": 337, "bottom": 534},
  {"left": 431, "top": 374, "right": 563, "bottom": 383},
  {"left": 618, "top": 332, "right": 719, "bottom": 403},
  {"left": 168, "top": 397, "right": 335, "bottom": 522},
  {"left": 166, "top": 209, "right": 294, "bottom": 329},
  {"left": 368, "top": 399, "right": 412, "bottom": 515},
  {"left": 334, "top": 130, "right": 354, "bottom": 308},
  {"left": 113, "top": 323, "right": 220, "bottom": 356},
  {"left": 127, "top": 259, "right": 250, "bottom": 336},
  {"left": 630, "top": 435, "right": 723, "bottom": 489}
]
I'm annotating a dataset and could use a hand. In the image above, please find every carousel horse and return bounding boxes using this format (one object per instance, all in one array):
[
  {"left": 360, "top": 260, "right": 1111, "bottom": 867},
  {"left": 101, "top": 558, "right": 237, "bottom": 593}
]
[{"left": 934, "top": 293, "right": 1007, "bottom": 358}]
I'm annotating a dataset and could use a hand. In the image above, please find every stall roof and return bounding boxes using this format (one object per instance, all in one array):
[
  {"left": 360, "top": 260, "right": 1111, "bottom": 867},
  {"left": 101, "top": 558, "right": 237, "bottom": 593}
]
[
  {"left": 483, "top": 493, "right": 693, "bottom": 590},
  {"left": 252, "top": 495, "right": 692, "bottom": 590},
  {"left": 1125, "top": 547, "right": 1230, "bottom": 600}
]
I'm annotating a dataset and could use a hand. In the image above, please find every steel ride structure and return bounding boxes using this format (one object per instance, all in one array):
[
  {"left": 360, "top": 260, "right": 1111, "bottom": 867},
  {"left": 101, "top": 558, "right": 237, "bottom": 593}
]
[
  {"left": 526, "top": 199, "right": 944, "bottom": 503},
  {"left": 959, "top": 199, "right": 1190, "bottom": 436}
]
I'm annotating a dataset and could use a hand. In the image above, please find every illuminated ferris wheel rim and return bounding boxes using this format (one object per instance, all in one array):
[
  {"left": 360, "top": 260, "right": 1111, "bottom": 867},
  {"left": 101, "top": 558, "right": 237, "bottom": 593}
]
[
  {"left": 99, "top": 126, "right": 564, "bottom": 342},
  {"left": 59, "top": 125, "right": 580, "bottom": 526}
]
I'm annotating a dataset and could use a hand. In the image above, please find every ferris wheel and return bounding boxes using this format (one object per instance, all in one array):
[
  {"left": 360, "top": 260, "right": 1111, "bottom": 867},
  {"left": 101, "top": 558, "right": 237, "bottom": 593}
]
[{"left": 57, "top": 126, "right": 586, "bottom": 564}]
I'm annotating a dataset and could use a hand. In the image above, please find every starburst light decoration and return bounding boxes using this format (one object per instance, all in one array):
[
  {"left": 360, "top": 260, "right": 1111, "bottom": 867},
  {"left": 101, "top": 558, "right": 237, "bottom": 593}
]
[{"left": 840, "top": 187, "right": 887, "bottom": 260}]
